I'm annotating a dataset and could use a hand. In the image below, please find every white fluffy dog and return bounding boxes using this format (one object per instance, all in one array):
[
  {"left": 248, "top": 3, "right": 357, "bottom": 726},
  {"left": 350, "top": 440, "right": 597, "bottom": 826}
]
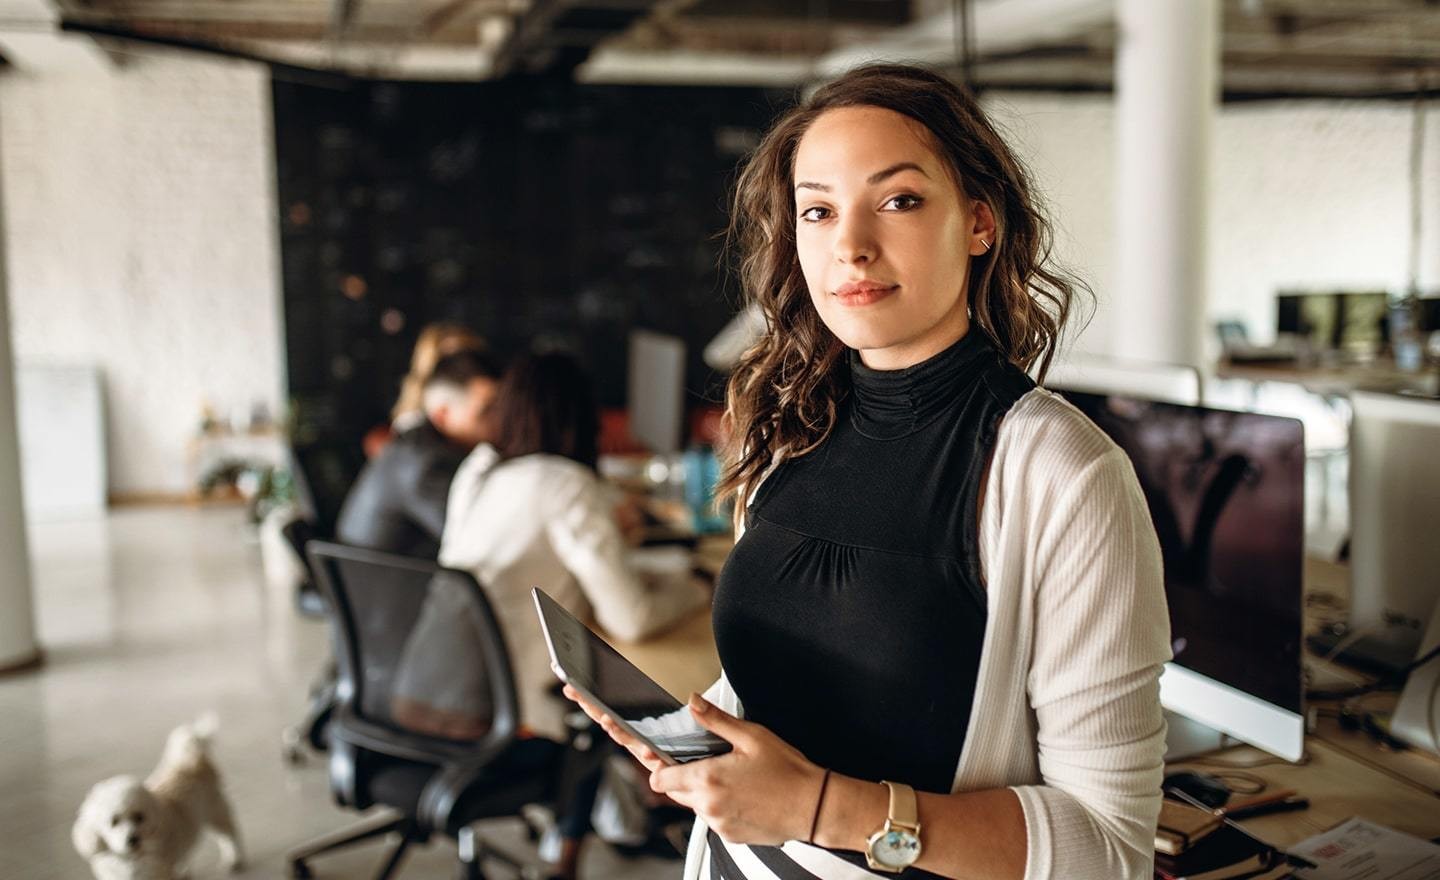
[{"left": 72, "top": 716, "right": 244, "bottom": 880}]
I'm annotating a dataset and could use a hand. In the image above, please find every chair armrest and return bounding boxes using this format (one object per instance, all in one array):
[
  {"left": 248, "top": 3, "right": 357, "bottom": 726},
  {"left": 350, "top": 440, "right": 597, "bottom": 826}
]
[
  {"left": 416, "top": 735, "right": 518, "bottom": 832},
  {"left": 330, "top": 708, "right": 482, "bottom": 765}
]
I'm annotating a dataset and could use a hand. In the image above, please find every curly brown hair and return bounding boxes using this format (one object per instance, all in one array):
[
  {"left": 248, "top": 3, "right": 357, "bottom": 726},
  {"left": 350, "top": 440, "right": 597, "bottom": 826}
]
[{"left": 716, "top": 63, "right": 1089, "bottom": 519}]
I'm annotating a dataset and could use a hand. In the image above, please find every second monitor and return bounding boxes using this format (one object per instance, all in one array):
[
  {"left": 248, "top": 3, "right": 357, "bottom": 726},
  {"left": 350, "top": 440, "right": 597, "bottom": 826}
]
[
  {"left": 1059, "top": 390, "right": 1307, "bottom": 762},
  {"left": 628, "top": 329, "right": 687, "bottom": 456}
]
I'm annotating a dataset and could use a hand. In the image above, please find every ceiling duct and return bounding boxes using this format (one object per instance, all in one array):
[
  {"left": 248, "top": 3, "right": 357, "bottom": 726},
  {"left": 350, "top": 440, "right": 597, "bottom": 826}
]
[{"left": 492, "top": 0, "right": 664, "bottom": 77}]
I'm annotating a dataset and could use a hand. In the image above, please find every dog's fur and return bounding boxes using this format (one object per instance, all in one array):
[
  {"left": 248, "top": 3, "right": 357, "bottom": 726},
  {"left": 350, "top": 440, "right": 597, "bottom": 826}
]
[{"left": 72, "top": 716, "right": 243, "bottom": 880}]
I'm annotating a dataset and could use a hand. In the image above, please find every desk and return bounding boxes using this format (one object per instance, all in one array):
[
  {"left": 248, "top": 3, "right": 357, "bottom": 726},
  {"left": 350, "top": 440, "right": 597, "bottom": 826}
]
[
  {"left": 601, "top": 534, "right": 729, "bottom": 700},
  {"left": 1168, "top": 739, "right": 1440, "bottom": 848},
  {"left": 1215, "top": 359, "right": 1439, "bottom": 398},
  {"left": 1166, "top": 555, "right": 1440, "bottom": 847},
  {"left": 609, "top": 607, "right": 720, "bottom": 701}
]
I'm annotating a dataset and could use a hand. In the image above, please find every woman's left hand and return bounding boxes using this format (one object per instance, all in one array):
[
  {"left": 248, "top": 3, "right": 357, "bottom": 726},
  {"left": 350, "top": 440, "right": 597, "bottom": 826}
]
[
  {"left": 651, "top": 693, "right": 825, "bottom": 846},
  {"left": 563, "top": 686, "right": 826, "bottom": 845}
]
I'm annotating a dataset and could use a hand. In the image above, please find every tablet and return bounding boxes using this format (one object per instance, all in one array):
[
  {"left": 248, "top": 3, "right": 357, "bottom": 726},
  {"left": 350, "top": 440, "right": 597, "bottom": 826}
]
[{"left": 532, "top": 587, "right": 732, "bottom": 765}]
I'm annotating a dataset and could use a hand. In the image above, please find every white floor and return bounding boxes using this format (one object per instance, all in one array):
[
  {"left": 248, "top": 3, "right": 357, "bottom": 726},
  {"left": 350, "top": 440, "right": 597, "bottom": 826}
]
[{"left": 0, "top": 505, "right": 681, "bottom": 880}]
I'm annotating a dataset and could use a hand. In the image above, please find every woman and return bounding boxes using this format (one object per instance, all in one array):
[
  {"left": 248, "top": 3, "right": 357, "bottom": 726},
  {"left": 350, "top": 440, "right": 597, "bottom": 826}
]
[
  {"left": 567, "top": 64, "right": 1171, "bottom": 880},
  {"left": 441, "top": 351, "right": 708, "bottom": 880},
  {"left": 440, "top": 351, "right": 708, "bottom": 740}
]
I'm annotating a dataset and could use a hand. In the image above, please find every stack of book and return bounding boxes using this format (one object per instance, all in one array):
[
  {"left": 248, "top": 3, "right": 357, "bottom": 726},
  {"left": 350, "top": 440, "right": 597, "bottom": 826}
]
[{"left": 1154, "top": 800, "right": 1294, "bottom": 880}]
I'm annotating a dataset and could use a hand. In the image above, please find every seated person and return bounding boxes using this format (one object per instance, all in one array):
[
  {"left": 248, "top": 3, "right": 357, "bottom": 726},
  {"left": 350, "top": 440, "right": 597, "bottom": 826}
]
[
  {"left": 440, "top": 351, "right": 708, "bottom": 741},
  {"left": 365, "top": 321, "right": 488, "bottom": 458},
  {"left": 337, "top": 349, "right": 501, "bottom": 559}
]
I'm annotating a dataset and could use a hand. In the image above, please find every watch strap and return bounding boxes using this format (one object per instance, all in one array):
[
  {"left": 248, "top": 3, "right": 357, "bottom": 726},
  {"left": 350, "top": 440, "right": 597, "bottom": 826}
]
[{"left": 881, "top": 780, "right": 918, "bottom": 829}]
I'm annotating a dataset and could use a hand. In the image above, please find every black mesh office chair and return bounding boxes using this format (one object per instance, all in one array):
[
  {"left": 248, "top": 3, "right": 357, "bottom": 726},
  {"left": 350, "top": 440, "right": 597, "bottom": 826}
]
[
  {"left": 289, "top": 541, "right": 587, "bottom": 880},
  {"left": 289, "top": 440, "right": 365, "bottom": 539},
  {"left": 278, "top": 441, "right": 364, "bottom": 761},
  {"left": 286, "top": 440, "right": 365, "bottom": 616},
  {"left": 279, "top": 517, "right": 336, "bottom": 763}
]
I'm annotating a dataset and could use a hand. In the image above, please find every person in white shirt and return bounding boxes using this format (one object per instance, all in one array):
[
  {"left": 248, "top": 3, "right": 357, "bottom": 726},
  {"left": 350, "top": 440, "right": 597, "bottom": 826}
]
[
  {"left": 441, "top": 351, "right": 707, "bottom": 879},
  {"left": 442, "top": 351, "right": 708, "bottom": 735},
  {"left": 566, "top": 63, "right": 1171, "bottom": 880}
]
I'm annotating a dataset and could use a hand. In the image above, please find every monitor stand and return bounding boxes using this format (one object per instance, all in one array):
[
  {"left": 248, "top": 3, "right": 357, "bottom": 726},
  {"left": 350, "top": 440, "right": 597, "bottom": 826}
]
[{"left": 1163, "top": 711, "right": 1235, "bottom": 762}]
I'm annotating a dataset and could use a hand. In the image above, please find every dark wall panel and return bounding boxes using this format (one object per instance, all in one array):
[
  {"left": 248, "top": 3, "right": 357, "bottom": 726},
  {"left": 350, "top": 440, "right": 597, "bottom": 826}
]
[{"left": 273, "top": 77, "right": 788, "bottom": 441}]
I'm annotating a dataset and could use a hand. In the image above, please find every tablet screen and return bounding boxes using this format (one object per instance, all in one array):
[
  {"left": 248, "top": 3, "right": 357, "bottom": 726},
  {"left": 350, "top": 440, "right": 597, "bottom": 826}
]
[{"left": 532, "top": 587, "right": 731, "bottom": 762}]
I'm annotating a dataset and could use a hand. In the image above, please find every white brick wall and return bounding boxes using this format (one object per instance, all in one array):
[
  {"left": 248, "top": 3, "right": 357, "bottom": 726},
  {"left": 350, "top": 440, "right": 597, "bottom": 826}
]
[{"left": 0, "top": 52, "right": 285, "bottom": 496}]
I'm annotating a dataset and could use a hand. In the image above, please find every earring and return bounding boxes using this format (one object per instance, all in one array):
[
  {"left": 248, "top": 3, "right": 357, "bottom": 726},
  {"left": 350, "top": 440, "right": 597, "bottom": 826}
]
[{"left": 980, "top": 239, "right": 992, "bottom": 252}]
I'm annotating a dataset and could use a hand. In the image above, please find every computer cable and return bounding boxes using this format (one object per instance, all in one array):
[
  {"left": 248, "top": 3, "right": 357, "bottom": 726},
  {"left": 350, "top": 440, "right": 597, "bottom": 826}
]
[{"left": 1306, "top": 641, "right": 1440, "bottom": 701}]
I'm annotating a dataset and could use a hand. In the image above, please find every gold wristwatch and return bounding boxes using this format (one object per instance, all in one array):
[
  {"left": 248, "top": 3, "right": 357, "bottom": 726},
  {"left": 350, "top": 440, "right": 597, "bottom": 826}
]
[{"left": 864, "top": 780, "right": 922, "bottom": 873}]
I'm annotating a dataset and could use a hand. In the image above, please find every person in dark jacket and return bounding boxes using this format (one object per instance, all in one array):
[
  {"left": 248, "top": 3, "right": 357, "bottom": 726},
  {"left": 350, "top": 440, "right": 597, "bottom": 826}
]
[{"left": 336, "top": 349, "right": 502, "bottom": 559}]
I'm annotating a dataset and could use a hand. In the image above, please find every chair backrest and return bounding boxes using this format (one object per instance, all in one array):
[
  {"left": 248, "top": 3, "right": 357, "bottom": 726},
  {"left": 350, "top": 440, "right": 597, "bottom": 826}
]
[
  {"left": 289, "top": 441, "right": 365, "bottom": 538},
  {"left": 282, "top": 518, "right": 320, "bottom": 577},
  {"left": 306, "top": 541, "right": 521, "bottom": 756}
]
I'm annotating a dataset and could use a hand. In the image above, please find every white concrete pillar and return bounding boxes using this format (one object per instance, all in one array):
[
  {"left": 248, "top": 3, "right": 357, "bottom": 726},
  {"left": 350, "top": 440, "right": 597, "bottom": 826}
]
[
  {"left": 0, "top": 132, "right": 39, "bottom": 672},
  {"left": 1113, "top": 0, "right": 1220, "bottom": 366}
]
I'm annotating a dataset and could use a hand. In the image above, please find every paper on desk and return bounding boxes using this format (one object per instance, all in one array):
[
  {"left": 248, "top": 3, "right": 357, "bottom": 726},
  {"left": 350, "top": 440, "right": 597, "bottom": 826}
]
[{"left": 1290, "top": 817, "right": 1440, "bottom": 880}]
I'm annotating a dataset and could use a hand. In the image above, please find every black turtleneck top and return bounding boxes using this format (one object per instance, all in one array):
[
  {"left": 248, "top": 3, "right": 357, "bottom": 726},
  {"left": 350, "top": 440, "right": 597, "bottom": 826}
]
[{"left": 712, "top": 330, "right": 1034, "bottom": 850}]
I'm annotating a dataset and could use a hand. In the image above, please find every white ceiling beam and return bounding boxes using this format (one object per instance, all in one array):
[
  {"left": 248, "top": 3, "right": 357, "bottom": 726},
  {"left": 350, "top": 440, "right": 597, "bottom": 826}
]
[
  {"left": 816, "top": 0, "right": 1114, "bottom": 76},
  {"left": 244, "top": 36, "right": 497, "bottom": 79},
  {"left": 578, "top": 46, "right": 816, "bottom": 85},
  {"left": 0, "top": 0, "right": 117, "bottom": 73}
]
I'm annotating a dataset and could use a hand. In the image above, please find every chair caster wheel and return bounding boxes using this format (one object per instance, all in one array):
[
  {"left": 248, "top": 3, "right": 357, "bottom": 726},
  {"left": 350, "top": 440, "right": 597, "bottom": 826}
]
[{"left": 290, "top": 859, "right": 313, "bottom": 879}]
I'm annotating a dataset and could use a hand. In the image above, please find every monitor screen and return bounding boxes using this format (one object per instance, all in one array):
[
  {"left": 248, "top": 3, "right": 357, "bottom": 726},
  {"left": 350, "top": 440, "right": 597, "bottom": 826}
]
[
  {"left": 627, "top": 330, "right": 686, "bottom": 455},
  {"left": 1419, "top": 297, "right": 1440, "bottom": 333},
  {"left": 1275, "top": 291, "right": 1389, "bottom": 357},
  {"left": 1060, "top": 392, "right": 1306, "bottom": 716},
  {"left": 1337, "top": 292, "right": 1389, "bottom": 356},
  {"left": 1348, "top": 391, "right": 1440, "bottom": 639}
]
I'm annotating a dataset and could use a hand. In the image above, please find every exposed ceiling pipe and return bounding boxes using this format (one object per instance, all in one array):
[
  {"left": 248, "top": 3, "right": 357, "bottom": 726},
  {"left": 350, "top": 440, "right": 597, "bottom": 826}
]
[
  {"left": 492, "top": 0, "right": 662, "bottom": 79},
  {"left": 816, "top": 0, "right": 1112, "bottom": 77},
  {"left": 0, "top": 0, "right": 116, "bottom": 72},
  {"left": 59, "top": 19, "right": 353, "bottom": 88}
]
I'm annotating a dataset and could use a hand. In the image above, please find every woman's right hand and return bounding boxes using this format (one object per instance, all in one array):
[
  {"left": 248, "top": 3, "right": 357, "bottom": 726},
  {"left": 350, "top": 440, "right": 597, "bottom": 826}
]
[
  {"left": 611, "top": 495, "right": 648, "bottom": 546},
  {"left": 562, "top": 684, "right": 667, "bottom": 773}
]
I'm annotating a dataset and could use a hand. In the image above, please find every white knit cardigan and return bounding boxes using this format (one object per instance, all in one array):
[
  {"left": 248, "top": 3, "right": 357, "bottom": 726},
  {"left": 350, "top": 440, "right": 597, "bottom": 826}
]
[{"left": 686, "top": 387, "right": 1172, "bottom": 880}]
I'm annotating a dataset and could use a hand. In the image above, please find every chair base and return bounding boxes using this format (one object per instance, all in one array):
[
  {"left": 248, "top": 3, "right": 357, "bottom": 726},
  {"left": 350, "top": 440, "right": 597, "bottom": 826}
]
[
  {"left": 287, "top": 811, "right": 413, "bottom": 880},
  {"left": 456, "top": 822, "right": 544, "bottom": 880},
  {"left": 286, "top": 811, "right": 544, "bottom": 880}
]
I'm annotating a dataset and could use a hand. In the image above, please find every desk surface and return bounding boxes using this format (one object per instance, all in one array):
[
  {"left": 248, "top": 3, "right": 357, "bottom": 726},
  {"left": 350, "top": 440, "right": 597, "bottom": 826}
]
[
  {"left": 597, "top": 534, "right": 727, "bottom": 699},
  {"left": 1215, "top": 359, "right": 1439, "bottom": 398},
  {"left": 1169, "top": 738, "right": 1440, "bottom": 848},
  {"left": 607, "top": 606, "right": 720, "bottom": 701},
  {"left": 1168, "top": 555, "right": 1440, "bottom": 847}
]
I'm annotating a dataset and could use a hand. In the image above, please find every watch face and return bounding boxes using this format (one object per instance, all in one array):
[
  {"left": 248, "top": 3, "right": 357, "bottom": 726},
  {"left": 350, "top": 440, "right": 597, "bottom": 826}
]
[{"left": 872, "top": 828, "right": 921, "bottom": 869}]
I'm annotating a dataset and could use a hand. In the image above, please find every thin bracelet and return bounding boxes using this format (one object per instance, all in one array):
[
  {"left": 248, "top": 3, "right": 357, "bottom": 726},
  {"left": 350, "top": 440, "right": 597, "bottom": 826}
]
[{"left": 807, "top": 769, "right": 833, "bottom": 844}]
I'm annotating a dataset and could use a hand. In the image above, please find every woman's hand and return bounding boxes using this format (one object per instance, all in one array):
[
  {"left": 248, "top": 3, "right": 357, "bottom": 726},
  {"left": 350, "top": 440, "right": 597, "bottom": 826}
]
[
  {"left": 562, "top": 684, "right": 669, "bottom": 773},
  {"left": 611, "top": 495, "right": 648, "bottom": 546},
  {"left": 562, "top": 686, "right": 826, "bottom": 846}
]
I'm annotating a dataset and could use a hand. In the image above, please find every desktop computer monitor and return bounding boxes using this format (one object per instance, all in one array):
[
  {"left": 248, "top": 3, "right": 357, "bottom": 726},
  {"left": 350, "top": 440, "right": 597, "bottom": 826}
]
[
  {"left": 1390, "top": 596, "right": 1440, "bottom": 756},
  {"left": 1043, "top": 353, "right": 1202, "bottom": 406},
  {"left": 1276, "top": 291, "right": 1389, "bottom": 357},
  {"left": 1340, "top": 391, "right": 1440, "bottom": 667},
  {"left": 1061, "top": 391, "right": 1307, "bottom": 761},
  {"left": 627, "top": 330, "right": 687, "bottom": 456},
  {"left": 1418, "top": 296, "right": 1440, "bottom": 334}
]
